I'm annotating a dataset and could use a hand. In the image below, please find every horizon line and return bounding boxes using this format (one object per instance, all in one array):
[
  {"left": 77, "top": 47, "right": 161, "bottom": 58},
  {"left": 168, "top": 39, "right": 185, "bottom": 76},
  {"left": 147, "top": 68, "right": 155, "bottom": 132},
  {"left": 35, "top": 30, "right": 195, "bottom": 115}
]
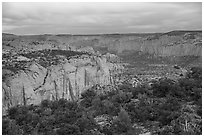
[{"left": 2, "top": 29, "right": 202, "bottom": 36}]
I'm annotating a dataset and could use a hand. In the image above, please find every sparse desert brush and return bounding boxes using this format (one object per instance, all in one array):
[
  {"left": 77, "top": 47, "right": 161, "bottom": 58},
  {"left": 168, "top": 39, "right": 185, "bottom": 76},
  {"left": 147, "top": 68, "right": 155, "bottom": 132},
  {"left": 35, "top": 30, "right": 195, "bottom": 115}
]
[
  {"left": 2, "top": 66, "right": 202, "bottom": 135},
  {"left": 171, "top": 103, "right": 202, "bottom": 134}
]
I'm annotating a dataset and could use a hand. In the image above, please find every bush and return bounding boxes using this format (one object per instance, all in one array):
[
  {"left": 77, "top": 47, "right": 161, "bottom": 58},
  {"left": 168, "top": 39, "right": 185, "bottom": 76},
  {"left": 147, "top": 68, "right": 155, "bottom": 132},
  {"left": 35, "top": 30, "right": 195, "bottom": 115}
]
[
  {"left": 187, "top": 67, "right": 202, "bottom": 81},
  {"left": 118, "top": 84, "right": 134, "bottom": 93},
  {"left": 81, "top": 89, "right": 97, "bottom": 99},
  {"left": 7, "top": 106, "right": 19, "bottom": 119},
  {"left": 152, "top": 78, "right": 176, "bottom": 97},
  {"left": 111, "top": 90, "right": 133, "bottom": 104},
  {"left": 102, "top": 99, "right": 119, "bottom": 116},
  {"left": 75, "top": 112, "right": 98, "bottom": 133},
  {"left": 80, "top": 89, "right": 97, "bottom": 108},
  {"left": 131, "top": 86, "right": 150, "bottom": 98},
  {"left": 2, "top": 68, "right": 202, "bottom": 135},
  {"left": 56, "top": 124, "right": 80, "bottom": 135},
  {"left": 4, "top": 99, "right": 86, "bottom": 135},
  {"left": 38, "top": 115, "right": 56, "bottom": 134},
  {"left": 179, "top": 78, "right": 202, "bottom": 102},
  {"left": 7, "top": 106, "right": 30, "bottom": 126},
  {"left": 169, "top": 103, "right": 202, "bottom": 135},
  {"left": 41, "top": 100, "right": 51, "bottom": 108},
  {"left": 65, "top": 101, "right": 78, "bottom": 111},
  {"left": 2, "top": 118, "right": 23, "bottom": 135},
  {"left": 110, "top": 108, "right": 132, "bottom": 134},
  {"left": 58, "top": 98, "right": 68, "bottom": 108}
]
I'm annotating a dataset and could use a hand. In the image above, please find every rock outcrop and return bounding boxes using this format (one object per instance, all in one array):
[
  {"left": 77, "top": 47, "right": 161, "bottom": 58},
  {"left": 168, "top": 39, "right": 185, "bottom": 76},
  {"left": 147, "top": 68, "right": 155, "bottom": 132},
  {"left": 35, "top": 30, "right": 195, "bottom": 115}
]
[
  {"left": 108, "top": 34, "right": 202, "bottom": 56},
  {"left": 2, "top": 52, "right": 124, "bottom": 115},
  {"left": 3, "top": 31, "right": 202, "bottom": 57}
]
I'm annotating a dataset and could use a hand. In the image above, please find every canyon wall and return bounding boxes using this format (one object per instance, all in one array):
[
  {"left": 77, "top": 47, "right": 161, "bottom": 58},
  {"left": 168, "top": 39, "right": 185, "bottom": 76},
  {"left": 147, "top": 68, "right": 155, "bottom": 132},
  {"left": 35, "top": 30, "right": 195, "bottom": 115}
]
[
  {"left": 3, "top": 31, "right": 202, "bottom": 56},
  {"left": 106, "top": 35, "right": 201, "bottom": 56},
  {"left": 2, "top": 54, "right": 124, "bottom": 114}
]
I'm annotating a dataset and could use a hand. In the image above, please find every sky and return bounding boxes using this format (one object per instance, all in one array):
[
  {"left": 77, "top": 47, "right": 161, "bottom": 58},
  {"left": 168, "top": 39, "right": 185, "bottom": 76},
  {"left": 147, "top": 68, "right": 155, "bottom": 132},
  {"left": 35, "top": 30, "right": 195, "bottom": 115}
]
[{"left": 2, "top": 2, "right": 202, "bottom": 35}]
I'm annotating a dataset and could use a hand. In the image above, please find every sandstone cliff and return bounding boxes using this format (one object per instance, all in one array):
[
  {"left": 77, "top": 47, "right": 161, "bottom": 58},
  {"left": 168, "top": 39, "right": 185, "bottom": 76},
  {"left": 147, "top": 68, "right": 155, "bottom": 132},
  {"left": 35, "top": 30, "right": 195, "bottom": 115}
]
[
  {"left": 2, "top": 31, "right": 202, "bottom": 57},
  {"left": 2, "top": 50, "right": 124, "bottom": 115}
]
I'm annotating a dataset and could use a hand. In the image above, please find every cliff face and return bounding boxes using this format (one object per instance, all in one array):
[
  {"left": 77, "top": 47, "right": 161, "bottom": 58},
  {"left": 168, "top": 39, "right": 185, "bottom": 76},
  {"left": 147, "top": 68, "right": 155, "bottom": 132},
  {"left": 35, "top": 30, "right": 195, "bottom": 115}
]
[
  {"left": 2, "top": 52, "right": 124, "bottom": 115},
  {"left": 3, "top": 31, "right": 202, "bottom": 57},
  {"left": 107, "top": 34, "right": 202, "bottom": 56}
]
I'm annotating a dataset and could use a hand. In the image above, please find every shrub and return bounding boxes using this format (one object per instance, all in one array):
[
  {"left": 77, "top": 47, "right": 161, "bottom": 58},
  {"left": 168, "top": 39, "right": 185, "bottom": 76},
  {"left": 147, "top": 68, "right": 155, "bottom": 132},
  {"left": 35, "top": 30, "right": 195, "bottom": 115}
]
[
  {"left": 151, "top": 78, "right": 176, "bottom": 97},
  {"left": 156, "top": 96, "right": 181, "bottom": 125},
  {"left": 102, "top": 99, "right": 118, "bottom": 115},
  {"left": 81, "top": 89, "right": 97, "bottom": 99},
  {"left": 179, "top": 78, "right": 199, "bottom": 91},
  {"left": 58, "top": 98, "right": 68, "bottom": 108},
  {"left": 80, "top": 89, "right": 97, "bottom": 108},
  {"left": 8, "top": 106, "right": 30, "bottom": 125},
  {"left": 50, "top": 100, "right": 60, "bottom": 110},
  {"left": 65, "top": 101, "right": 78, "bottom": 111},
  {"left": 118, "top": 83, "right": 134, "bottom": 93},
  {"left": 75, "top": 112, "right": 98, "bottom": 133},
  {"left": 56, "top": 124, "right": 80, "bottom": 135},
  {"left": 131, "top": 86, "right": 150, "bottom": 98},
  {"left": 111, "top": 90, "right": 133, "bottom": 104},
  {"left": 124, "top": 94, "right": 153, "bottom": 122},
  {"left": 2, "top": 118, "right": 23, "bottom": 135},
  {"left": 7, "top": 106, "right": 18, "bottom": 119},
  {"left": 38, "top": 115, "right": 56, "bottom": 134},
  {"left": 187, "top": 67, "right": 202, "bottom": 81},
  {"left": 110, "top": 108, "right": 132, "bottom": 134},
  {"left": 41, "top": 100, "right": 51, "bottom": 108},
  {"left": 2, "top": 70, "right": 202, "bottom": 135},
  {"left": 124, "top": 101, "right": 140, "bottom": 122},
  {"left": 170, "top": 103, "right": 202, "bottom": 135},
  {"left": 179, "top": 78, "right": 202, "bottom": 102}
]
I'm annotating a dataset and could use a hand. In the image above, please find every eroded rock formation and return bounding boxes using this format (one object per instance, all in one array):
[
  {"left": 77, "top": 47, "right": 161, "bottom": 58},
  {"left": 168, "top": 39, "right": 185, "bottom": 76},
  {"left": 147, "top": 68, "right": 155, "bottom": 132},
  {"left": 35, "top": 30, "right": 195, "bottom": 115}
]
[
  {"left": 2, "top": 52, "right": 124, "bottom": 115},
  {"left": 3, "top": 31, "right": 202, "bottom": 56}
]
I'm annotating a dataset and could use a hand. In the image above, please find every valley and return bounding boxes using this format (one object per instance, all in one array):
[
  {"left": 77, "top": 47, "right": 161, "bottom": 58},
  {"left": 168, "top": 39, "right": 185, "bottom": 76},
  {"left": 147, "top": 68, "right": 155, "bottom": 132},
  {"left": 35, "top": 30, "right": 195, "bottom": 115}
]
[{"left": 2, "top": 30, "right": 202, "bottom": 135}]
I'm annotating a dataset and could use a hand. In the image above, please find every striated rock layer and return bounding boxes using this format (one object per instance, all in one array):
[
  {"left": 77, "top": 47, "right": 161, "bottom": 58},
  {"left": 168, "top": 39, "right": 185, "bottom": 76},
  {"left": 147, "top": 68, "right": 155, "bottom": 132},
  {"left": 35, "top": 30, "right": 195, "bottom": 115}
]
[
  {"left": 3, "top": 31, "right": 202, "bottom": 56},
  {"left": 2, "top": 54, "right": 123, "bottom": 114}
]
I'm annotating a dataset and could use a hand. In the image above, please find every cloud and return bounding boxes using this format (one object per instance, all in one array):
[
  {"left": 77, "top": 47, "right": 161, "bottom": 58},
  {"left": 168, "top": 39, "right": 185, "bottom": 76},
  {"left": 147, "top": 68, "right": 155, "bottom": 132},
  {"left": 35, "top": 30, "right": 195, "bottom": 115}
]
[{"left": 2, "top": 2, "right": 202, "bottom": 34}]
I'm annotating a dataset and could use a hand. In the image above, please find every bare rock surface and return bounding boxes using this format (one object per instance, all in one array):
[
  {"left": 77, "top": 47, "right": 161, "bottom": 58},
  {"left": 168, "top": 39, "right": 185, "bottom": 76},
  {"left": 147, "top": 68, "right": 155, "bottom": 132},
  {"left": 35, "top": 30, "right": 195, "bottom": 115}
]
[
  {"left": 2, "top": 31, "right": 202, "bottom": 56},
  {"left": 2, "top": 50, "right": 123, "bottom": 115}
]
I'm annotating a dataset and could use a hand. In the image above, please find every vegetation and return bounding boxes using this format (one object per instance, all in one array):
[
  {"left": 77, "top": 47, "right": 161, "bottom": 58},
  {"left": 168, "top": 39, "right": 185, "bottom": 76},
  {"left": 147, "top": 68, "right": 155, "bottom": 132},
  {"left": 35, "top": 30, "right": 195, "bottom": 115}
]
[
  {"left": 2, "top": 49, "right": 91, "bottom": 73},
  {"left": 21, "top": 49, "right": 90, "bottom": 67},
  {"left": 2, "top": 67, "right": 202, "bottom": 135}
]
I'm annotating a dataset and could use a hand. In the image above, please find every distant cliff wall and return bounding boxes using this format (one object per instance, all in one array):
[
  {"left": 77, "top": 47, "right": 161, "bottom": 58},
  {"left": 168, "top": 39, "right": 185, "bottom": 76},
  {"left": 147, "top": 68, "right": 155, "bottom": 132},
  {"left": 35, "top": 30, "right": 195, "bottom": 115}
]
[
  {"left": 105, "top": 35, "right": 202, "bottom": 56},
  {"left": 3, "top": 32, "right": 202, "bottom": 56}
]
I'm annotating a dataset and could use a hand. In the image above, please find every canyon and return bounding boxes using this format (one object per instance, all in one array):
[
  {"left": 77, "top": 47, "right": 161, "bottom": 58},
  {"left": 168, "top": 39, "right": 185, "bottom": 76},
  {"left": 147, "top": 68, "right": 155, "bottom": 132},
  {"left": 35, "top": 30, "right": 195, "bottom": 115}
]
[{"left": 2, "top": 30, "right": 202, "bottom": 114}]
